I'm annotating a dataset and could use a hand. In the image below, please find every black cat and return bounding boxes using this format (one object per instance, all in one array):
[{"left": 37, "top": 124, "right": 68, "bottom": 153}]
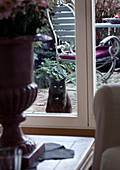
[{"left": 46, "top": 78, "right": 72, "bottom": 113}]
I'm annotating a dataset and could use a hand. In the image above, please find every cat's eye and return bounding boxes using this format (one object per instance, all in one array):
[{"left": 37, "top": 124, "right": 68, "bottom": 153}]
[
  {"left": 54, "top": 85, "right": 57, "bottom": 88},
  {"left": 60, "top": 86, "right": 63, "bottom": 88}
]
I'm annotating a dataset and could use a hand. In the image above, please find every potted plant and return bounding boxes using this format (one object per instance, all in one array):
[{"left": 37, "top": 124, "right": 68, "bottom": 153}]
[{"left": 0, "top": 0, "right": 49, "bottom": 167}]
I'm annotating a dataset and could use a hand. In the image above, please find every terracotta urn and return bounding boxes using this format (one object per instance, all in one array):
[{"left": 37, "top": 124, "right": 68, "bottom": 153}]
[{"left": 0, "top": 36, "right": 44, "bottom": 167}]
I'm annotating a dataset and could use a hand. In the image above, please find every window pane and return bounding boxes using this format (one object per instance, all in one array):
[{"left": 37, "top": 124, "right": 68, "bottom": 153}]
[
  {"left": 95, "top": 0, "right": 120, "bottom": 88},
  {"left": 26, "top": 0, "right": 77, "bottom": 116},
  {"left": 22, "top": 0, "right": 88, "bottom": 128}
]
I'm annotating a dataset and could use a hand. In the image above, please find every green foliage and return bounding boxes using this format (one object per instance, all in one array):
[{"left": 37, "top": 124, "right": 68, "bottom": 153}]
[
  {"left": 0, "top": 1, "right": 48, "bottom": 37},
  {"left": 34, "top": 42, "right": 43, "bottom": 52},
  {"left": 34, "top": 58, "right": 75, "bottom": 88}
]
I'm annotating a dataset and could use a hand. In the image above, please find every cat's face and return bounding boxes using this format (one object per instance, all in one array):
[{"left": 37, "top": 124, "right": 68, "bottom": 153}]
[{"left": 49, "top": 78, "right": 66, "bottom": 94}]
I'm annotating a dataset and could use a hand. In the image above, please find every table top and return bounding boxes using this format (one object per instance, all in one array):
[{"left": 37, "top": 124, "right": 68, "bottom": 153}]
[
  {"left": 95, "top": 23, "right": 120, "bottom": 28},
  {"left": 27, "top": 135, "right": 95, "bottom": 170}
]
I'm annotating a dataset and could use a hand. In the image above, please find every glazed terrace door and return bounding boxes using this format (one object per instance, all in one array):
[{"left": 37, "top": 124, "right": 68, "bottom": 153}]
[
  {"left": 89, "top": 0, "right": 120, "bottom": 128},
  {"left": 23, "top": 0, "right": 95, "bottom": 130}
]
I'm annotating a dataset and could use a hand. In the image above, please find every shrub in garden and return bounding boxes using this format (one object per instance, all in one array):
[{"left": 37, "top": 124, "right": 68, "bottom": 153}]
[{"left": 33, "top": 58, "right": 73, "bottom": 88}]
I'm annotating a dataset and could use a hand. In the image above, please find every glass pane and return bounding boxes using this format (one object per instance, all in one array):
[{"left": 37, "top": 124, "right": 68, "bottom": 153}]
[
  {"left": 95, "top": 0, "right": 120, "bottom": 89},
  {"left": 26, "top": 0, "right": 77, "bottom": 116}
]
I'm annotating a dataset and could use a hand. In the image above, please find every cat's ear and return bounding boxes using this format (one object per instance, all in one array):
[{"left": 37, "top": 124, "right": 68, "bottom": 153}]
[
  {"left": 62, "top": 77, "right": 66, "bottom": 82},
  {"left": 60, "top": 77, "right": 66, "bottom": 83}
]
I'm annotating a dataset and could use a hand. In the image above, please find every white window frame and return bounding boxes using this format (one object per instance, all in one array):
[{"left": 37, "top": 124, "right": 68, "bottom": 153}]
[{"left": 22, "top": 0, "right": 96, "bottom": 129}]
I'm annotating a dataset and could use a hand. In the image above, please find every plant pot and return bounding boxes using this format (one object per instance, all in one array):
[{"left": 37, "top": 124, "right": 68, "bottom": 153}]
[{"left": 0, "top": 36, "right": 44, "bottom": 167}]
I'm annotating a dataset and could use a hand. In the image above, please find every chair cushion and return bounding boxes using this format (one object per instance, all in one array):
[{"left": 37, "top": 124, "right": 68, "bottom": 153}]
[
  {"left": 59, "top": 55, "right": 75, "bottom": 60},
  {"left": 96, "top": 46, "right": 115, "bottom": 59},
  {"left": 96, "top": 46, "right": 110, "bottom": 58},
  {"left": 59, "top": 46, "right": 113, "bottom": 60},
  {"left": 59, "top": 46, "right": 114, "bottom": 60}
]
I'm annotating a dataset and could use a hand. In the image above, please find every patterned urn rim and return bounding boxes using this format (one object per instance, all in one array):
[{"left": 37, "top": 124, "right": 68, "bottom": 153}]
[{"left": 0, "top": 34, "right": 52, "bottom": 45}]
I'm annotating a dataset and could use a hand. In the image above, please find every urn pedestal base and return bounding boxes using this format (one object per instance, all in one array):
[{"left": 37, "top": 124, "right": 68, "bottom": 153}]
[
  {"left": 22, "top": 143, "right": 45, "bottom": 168},
  {"left": 0, "top": 84, "right": 45, "bottom": 167},
  {"left": 0, "top": 83, "right": 44, "bottom": 167},
  {"left": 0, "top": 113, "right": 45, "bottom": 167},
  {"left": 0, "top": 114, "right": 45, "bottom": 167}
]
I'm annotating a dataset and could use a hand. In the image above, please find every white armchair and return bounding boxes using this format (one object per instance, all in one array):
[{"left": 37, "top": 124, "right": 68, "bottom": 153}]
[
  {"left": 92, "top": 84, "right": 120, "bottom": 170},
  {"left": 100, "top": 146, "right": 120, "bottom": 170}
]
